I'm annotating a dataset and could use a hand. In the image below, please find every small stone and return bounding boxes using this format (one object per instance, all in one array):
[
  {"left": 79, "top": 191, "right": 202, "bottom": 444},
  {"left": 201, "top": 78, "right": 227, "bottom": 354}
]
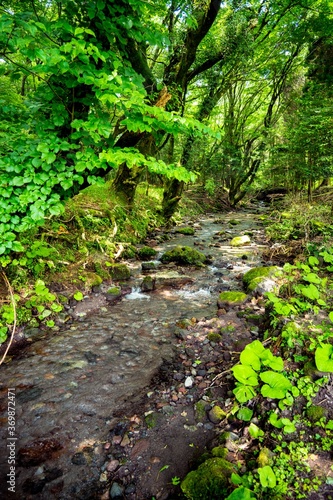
[
  {"left": 185, "top": 376, "right": 194, "bottom": 388},
  {"left": 100, "top": 472, "right": 108, "bottom": 482},
  {"left": 106, "top": 460, "right": 120, "bottom": 472},
  {"left": 110, "top": 482, "right": 124, "bottom": 499},
  {"left": 120, "top": 434, "right": 131, "bottom": 447},
  {"left": 112, "top": 435, "right": 122, "bottom": 446},
  {"left": 125, "top": 484, "right": 136, "bottom": 495}
]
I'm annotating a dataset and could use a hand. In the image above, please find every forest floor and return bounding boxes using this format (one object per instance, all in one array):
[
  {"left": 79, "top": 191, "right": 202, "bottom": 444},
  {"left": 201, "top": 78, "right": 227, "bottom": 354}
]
[{"left": 1, "top": 188, "right": 333, "bottom": 499}]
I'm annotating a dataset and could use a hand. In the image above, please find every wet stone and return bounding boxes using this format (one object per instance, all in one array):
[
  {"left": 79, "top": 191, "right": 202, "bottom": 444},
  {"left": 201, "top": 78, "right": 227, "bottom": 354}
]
[
  {"left": 72, "top": 452, "right": 87, "bottom": 465},
  {"left": 110, "top": 482, "right": 124, "bottom": 499}
]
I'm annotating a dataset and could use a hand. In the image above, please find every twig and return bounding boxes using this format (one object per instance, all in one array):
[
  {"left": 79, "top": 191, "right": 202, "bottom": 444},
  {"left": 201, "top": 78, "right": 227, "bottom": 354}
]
[{"left": 0, "top": 272, "right": 17, "bottom": 366}]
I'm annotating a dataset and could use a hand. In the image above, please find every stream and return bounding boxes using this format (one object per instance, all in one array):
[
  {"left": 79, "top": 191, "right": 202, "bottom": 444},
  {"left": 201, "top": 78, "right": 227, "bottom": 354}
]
[{"left": 0, "top": 204, "right": 270, "bottom": 500}]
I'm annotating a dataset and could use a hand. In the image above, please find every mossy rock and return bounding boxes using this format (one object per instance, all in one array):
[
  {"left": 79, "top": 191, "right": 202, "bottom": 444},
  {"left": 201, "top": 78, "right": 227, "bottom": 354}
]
[
  {"left": 107, "top": 263, "right": 130, "bottom": 280},
  {"left": 141, "top": 275, "right": 155, "bottom": 292},
  {"left": 84, "top": 272, "right": 103, "bottom": 288},
  {"left": 137, "top": 246, "right": 158, "bottom": 260},
  {"left": 107, "top": 286, "right": 121, "bottom": 296},
  {"left": 230, "top": 235, "right": 251, "bottom": 246},
  {"left": 306, "top": 405, "right": 325, "bottom": 422},
  {"left": 181, "top": 457, "right": 236, "bottom": 500},
  {"left": 229, "top": 219, "right": 240, "bottom": 226},
  {"left": 217, "top": 291, "right": 247, "bottom": 309},
  {"left": 93, "top": 262, "right": 110, "bottom": 280},
  {"left": 257, "top": 447, "right": 274, "bottom": 467},
  {"left": 175, "top": 226, "right": 195, "bottom": 235},
  {"left": 160, "top": 246, "right": 206, "bottom": 267},
  {"left": 208, "top": 405, "right": 227, "bottom": 424},
  {"left": 207, "top": 332, "right": 222, "bottom": 343},
  {"left": 242, "top": 266, "right": 278, "bottom": 292}
]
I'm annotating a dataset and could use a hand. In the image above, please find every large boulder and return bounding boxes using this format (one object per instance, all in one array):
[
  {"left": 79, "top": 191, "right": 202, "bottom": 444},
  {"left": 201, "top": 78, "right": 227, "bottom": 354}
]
[
  {"left": 181, "top": 456, "right": 236, "bottom": 500},
  {"left": 243, "top": 266, "right": 278, "bottom": 293},
  {"left": 160, "top": 246, "right": 206, "bottom": 267},
  {"left": 230, "top": 235, "right": 251, "bottom": 247},
  {"left": 217, "top": 291, "right": 248, "bottom": 309},
  {"left": 107, "top": 264, "right": 131, "bottom": 281}
]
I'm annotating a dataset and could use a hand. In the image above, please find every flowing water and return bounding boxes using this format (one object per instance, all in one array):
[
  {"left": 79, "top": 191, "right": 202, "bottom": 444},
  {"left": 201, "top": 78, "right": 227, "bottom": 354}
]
[{"left": 0, "top": 206, "right": 269, "bottom": 499}]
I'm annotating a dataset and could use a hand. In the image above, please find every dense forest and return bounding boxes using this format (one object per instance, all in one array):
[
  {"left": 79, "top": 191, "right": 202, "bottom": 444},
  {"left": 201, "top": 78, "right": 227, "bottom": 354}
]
[
  {"left": 1, "top": 0, "right": 332, "bottom": 252},
  {"left": 1, "top": 1, "right": 333, "bottom": 499}
]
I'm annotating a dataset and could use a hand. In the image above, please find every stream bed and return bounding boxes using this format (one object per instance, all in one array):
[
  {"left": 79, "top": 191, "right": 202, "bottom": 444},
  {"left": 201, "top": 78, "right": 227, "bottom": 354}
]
[{"left": 0, "top": 205, "right": 270, "bottom": 500}]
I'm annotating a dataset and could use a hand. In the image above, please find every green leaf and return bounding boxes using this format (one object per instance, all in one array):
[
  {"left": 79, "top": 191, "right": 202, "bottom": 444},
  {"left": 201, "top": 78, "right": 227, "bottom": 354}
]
[
  {"left": 225, "top": 487, "right": 256, "bottom": 500},
  {"left": 299, "top": 283, "right": 320, "bottom": 301},
  {"left": 308, "top": 256, "right": 319, "bottom": 267},
  {"left": 260, "top": 350, "right": 284, "bottom": 371},
  {"left": 269, "top": 412, "right": 284, "bottom": 428},
  {"left": 248, "top": 422, "right": 264, "bottom": 439},
  {"left": 260, "top": 371, "right": 292, "bottom": 399},
  {"left": 315, "top": 344, "right": 333, "bottom": 372},
  {"left": 258, "top": 466, "right": 276, "bottom": 488},
  {"left": 233, "top": 384, "right": 257, "bottom": 403},
  {"left": 232, "top": 365, "right": 259, "bottom": 386},
  {"left": 43, "top": 152, "right": 56, "bottom": 164},
  {"left": 303, "top": 273, "right": 321, "bottom": 284},
  {"left": 237, "top": 408, "right": 253, "bottom": 421},
  {"left": 73, "top": 291, "right": 84, "bottom": 301}
]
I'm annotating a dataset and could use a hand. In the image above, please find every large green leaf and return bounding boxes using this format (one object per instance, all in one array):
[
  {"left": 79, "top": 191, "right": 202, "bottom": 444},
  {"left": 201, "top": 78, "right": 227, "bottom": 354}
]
[
  {"left": 233, "top": 384, "right": 257, "bottom": 403},
  {"left": 232, "top": 365, "right": 259, "bottom": 386},
  {"left": 260, "top": 371, "right": 292, "bottom": 399},
  {"left": 315, "top": 344, "right": 333, "bottom": 372}
]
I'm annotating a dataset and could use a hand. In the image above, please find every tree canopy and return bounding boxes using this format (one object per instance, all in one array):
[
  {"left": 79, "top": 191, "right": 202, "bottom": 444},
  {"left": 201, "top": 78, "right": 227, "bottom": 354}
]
[{"left": 0, "top": 0, "right": 332, "bottom": 254}]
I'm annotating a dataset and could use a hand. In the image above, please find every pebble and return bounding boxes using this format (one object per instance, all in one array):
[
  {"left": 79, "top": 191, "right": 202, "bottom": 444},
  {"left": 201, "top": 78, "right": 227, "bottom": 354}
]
[
  {"left": 110, "top": 482, "right": 124, "bottom": 499},
  {"left": 106, "top": 460, "right": 120, "bottom": 472},
  {"left": 184, "top": 376, "right": 194, "bottom": 388}
]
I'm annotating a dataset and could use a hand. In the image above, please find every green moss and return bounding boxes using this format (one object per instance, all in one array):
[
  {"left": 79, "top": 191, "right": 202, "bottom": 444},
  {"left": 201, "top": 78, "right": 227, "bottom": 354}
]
[
  {"left": 107, "top": 286, "right": 121, "bottom": 295},
  {"left": 181, "top": 457, "right": 236, "bottom": 500},
  {"left": 209, "top": 405, "right": 227, "bottom": 423},
  {"left": 257, "top": 447, "right": 274, "bottom": 467},
  {"left": 92, "top": 262, "right": 110, "bottom": 280},
  {"left": 195, "top": 401, "right": 207, "bottom": 423},
  {"left": 175, "top": 226, "right": 195, "bottom": 235},
  {"left": 229, "top": 219, "right": 240, "bottom": 225},
  {"left": 230, "top": 235, "right": 251, "bottom": 247},
  {"left": 85, "top": 272, "right": 103, "bottom": 287},
  {"left": 207, "top": 332, "right": 222, "bottom": 343},
  {"left": 217, "top": 291, "right": 247, "bottom": 309},
  {"left": 306, "top": 405, "right": 325, "bottom": 422},
  {"left": 243, "top": 266, "right": 278, "bottom": 292},
  {"left": 107, "top": 263, "right": 130, "bottom": 280},
  {"left": 211, "top": 446, "right": 228, "bottom": 459},
  {"left": 137, "top": 246, "right": 158, "bottom": 260},
  {"left": 160, "top": 246, "right": 206, "bottom": 267}
]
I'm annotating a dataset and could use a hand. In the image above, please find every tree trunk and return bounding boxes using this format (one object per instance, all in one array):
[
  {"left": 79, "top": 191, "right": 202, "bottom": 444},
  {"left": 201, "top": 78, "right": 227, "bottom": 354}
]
[{"left": 162, "top": 179, "right": 185, "bottom": 219}]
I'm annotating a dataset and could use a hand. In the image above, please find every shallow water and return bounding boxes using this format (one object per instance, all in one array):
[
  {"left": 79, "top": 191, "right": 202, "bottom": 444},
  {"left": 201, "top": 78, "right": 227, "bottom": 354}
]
[{"left": 0, "top": 207, "right": 269, "bottom": 498}]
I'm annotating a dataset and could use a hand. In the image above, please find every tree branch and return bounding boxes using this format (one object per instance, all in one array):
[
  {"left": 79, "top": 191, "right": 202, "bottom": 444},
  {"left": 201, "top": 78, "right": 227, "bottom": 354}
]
[{"left": 187, "top": 51, "right": 226, "bottom": 82}]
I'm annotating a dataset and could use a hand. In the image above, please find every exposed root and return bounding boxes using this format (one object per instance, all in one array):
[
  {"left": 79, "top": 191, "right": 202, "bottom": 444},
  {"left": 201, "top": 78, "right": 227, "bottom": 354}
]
[{"left": 0, "top": 271, "right": 17, "bottom": 366}]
